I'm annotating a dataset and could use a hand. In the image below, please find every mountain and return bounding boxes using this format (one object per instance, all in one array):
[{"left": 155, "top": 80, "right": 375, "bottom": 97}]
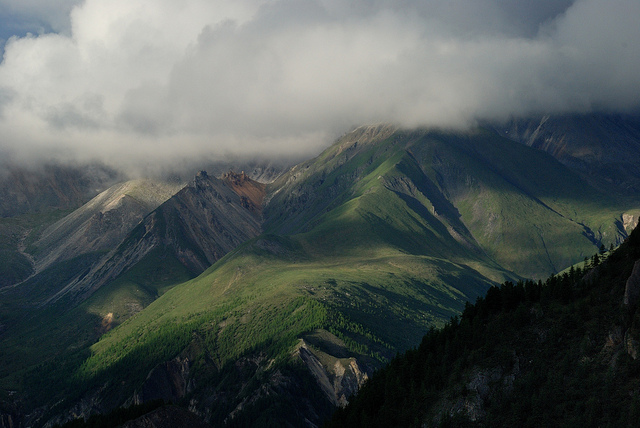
[
  {"left": 2, "top": 121, "right": 640, "bottom": 427},
  {"left": 0, "top": 163, "right": 121, "bottom": 218},
  {"left": 328, "top": 222, "right": 640, "bottom": 428},
  {"left": 61, "top": 170, "right": 265, "bottom": 304},
  {"left": 33, "top": 179, "right": 183, "bottom": 275},
  {"left": 0, "top": 179, "right": 182, "bottom": 303},
  {"left": 494, "top": 113, "right": 640, "bottom": 193},
  {"left": 0, "top": 172, "right": 267, "bottom": 410},
  {"left": 266, "top": 124, "right": 637, "bottom": 278},
  {"left": 0, "top": 163, "right": 122, "bottom": 288}
]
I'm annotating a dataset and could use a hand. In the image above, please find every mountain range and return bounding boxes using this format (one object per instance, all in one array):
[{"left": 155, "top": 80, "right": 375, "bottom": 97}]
[{"left": 1, "top": 114, "right": 640, "bottom": 427}]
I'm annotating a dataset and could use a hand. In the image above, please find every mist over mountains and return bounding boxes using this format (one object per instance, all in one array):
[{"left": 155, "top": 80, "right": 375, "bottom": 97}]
[
  {"left": 0, "top": 0, "right": 639, "bottom": 172},
  {"left": 1, "top": 1, "right": 640, "bottom": 426}
]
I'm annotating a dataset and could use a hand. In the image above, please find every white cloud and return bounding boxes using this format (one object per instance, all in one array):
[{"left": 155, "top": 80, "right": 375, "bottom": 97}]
[{"left": 0, "top": 0, "right": 638, "bottom": 171}]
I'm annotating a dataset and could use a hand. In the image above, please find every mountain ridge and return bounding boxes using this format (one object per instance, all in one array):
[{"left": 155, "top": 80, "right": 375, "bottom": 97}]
[
  {"left": 2, "top": 117, "right": 640, "bottom": 427},
  {"left": 44, "top": 170, "right": 265, "bottom": 306},
  {"left": 33, "top": 179, "right": 183, "bottom": 276}
]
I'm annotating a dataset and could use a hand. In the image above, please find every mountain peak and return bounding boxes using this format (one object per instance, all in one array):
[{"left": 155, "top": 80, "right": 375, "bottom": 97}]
[
  {"left": 222, "top": 170, "right": 266, "bottom": 216},
  {"left": 221, "top": 170, "right": 247, "bottom": 182}
]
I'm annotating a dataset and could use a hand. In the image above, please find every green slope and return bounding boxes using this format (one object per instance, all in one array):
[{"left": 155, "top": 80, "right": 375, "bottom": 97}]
[
  {"left": 0, "top": 248, "right": 193, "bottom": 392},
  {"left": 328, "top": 222, "right": 640, "bottom": 428},
  {"left": 27, "top": 231, "right": 493, "bottom": 426},
  {"left": 268, "top": 126, "right": 637, "bottom": 278},
  {"left": 4, "top": 124, "right": 640, "bottom": 427}
]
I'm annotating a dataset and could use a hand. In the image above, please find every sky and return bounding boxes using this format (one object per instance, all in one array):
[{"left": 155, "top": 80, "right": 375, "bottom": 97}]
[{"left": 0, "top": 0, "right": 638, "bottom": 172}]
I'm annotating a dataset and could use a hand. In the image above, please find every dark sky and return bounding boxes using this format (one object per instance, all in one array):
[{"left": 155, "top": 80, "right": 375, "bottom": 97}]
[{"left": 0, "top": 0, "right": 638, "bottom": 171}]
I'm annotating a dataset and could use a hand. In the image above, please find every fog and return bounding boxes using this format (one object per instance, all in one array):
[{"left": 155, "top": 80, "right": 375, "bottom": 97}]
[{"left": 0, "top": 0, "right": 638, "bottom": 172}]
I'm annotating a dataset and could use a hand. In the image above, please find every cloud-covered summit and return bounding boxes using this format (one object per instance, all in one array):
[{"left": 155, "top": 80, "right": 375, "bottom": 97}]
[{"left": 0, "top": 0, "right": 638, "bottom": 171}]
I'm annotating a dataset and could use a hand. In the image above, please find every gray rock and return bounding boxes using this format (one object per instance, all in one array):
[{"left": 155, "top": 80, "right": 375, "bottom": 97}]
[{"left": 624, "top": 260, "right": 640, "bottom": 307}]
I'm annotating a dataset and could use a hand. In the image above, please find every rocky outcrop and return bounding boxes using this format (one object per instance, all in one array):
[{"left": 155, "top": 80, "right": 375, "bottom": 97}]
[
  {"left": 133, "top": 357, "right": 192, "bottom": 405},
  {"left": 295, "top": 340, "right": 369, "bottom": 408},
  {"left": 42, "top": 383, "right": 109, "bottom": 428},
  {"left": 624, "top": 260, "right": 640, "bottom": 307},
  {"left": 625, "top": 330, "right": 640, "bottom": 360},
  {"left": 622, "top": 213, "right": 638, "bottom": 234},
  {"left": 429, "top": 355, "right": 521, "bottom": 426},
  {"left": 120, "top": 406, "right": 210, "bottom": 428},
  {"left": 180, "top": 350, "right": 336, "bottom": 427},
  {"left": 221, "top": 171, "right": 266, "bottom": 215}
]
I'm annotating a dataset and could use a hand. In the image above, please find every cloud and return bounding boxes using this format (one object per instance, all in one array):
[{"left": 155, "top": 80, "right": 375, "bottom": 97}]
[{"left": 0, "top": 0, "right": 638, "bottom": 172}]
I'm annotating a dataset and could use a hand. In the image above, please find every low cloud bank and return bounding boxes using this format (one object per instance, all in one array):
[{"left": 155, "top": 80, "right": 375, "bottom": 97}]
[{"left": 0, "top": 0, "right": 638, "bottom": 171}]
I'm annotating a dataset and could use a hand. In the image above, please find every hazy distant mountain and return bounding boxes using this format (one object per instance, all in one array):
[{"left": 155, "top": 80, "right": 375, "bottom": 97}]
[
  {"left": 0, "top": 163, "right": 121, "bottom": 217},
  {"left": 494, "top": 113, "right": 640, "bottom": 193},
  {"left": 0, "top": 163, "right": 121, "bottom": 288}
]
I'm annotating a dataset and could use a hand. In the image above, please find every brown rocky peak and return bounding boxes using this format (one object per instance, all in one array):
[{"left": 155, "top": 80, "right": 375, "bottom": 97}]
[
  {"left": 222, "top": 170, "right": 248, "bottom": 184},
  {"left": 222, "top": 170, "right": 266, "bottom": 215}
]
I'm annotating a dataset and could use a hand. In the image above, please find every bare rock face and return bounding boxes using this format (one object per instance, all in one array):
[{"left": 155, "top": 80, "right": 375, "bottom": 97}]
[
  {"left": 42, "top": 383, "right": 109, "bottom": 428},
  {"left": 623, "top": 259, "right": 640, "bottom": 307},
  {"left": 134, "top": 357, "right": 192, "bottom": 404},
  {"left": 428, "top": 354, "right": 521, "bottom": 427},
  {"left": 120, "top": 406, "right": 209, "bottom": 428},
  {"left": 622, "top": 213, "right": 638, "bottom": 234},
  {"left": 295, "top": 340, "right": 369, "bottom": 407},
  {"left": 625, "top": 330, "right": 640, "bottom": 360}
]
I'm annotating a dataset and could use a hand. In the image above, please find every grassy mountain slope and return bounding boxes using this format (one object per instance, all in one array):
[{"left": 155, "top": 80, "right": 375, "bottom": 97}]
[
  {"left": 0, "top": 248, "right": 193, "bottom": 392},
  {"left": 3, "top": 124, "right": 640, "bottom": 427},
  {"left": 24, "top": 126, "right": 640, "bottom": 426},
  {"left": 0, "top": 180, "right": 186, "bottom": 389},
  {"left": 27, "top": 230, "right": 493, "bottom": 427},
  {"left": 267, "top": 125, "right": 636, "bottom": 278},
  {"left": 328, "top": 223, "right": 640, "bottom": 428},
  {"left": 0, "top": 174, "right": 264, "bottom": 394}
]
